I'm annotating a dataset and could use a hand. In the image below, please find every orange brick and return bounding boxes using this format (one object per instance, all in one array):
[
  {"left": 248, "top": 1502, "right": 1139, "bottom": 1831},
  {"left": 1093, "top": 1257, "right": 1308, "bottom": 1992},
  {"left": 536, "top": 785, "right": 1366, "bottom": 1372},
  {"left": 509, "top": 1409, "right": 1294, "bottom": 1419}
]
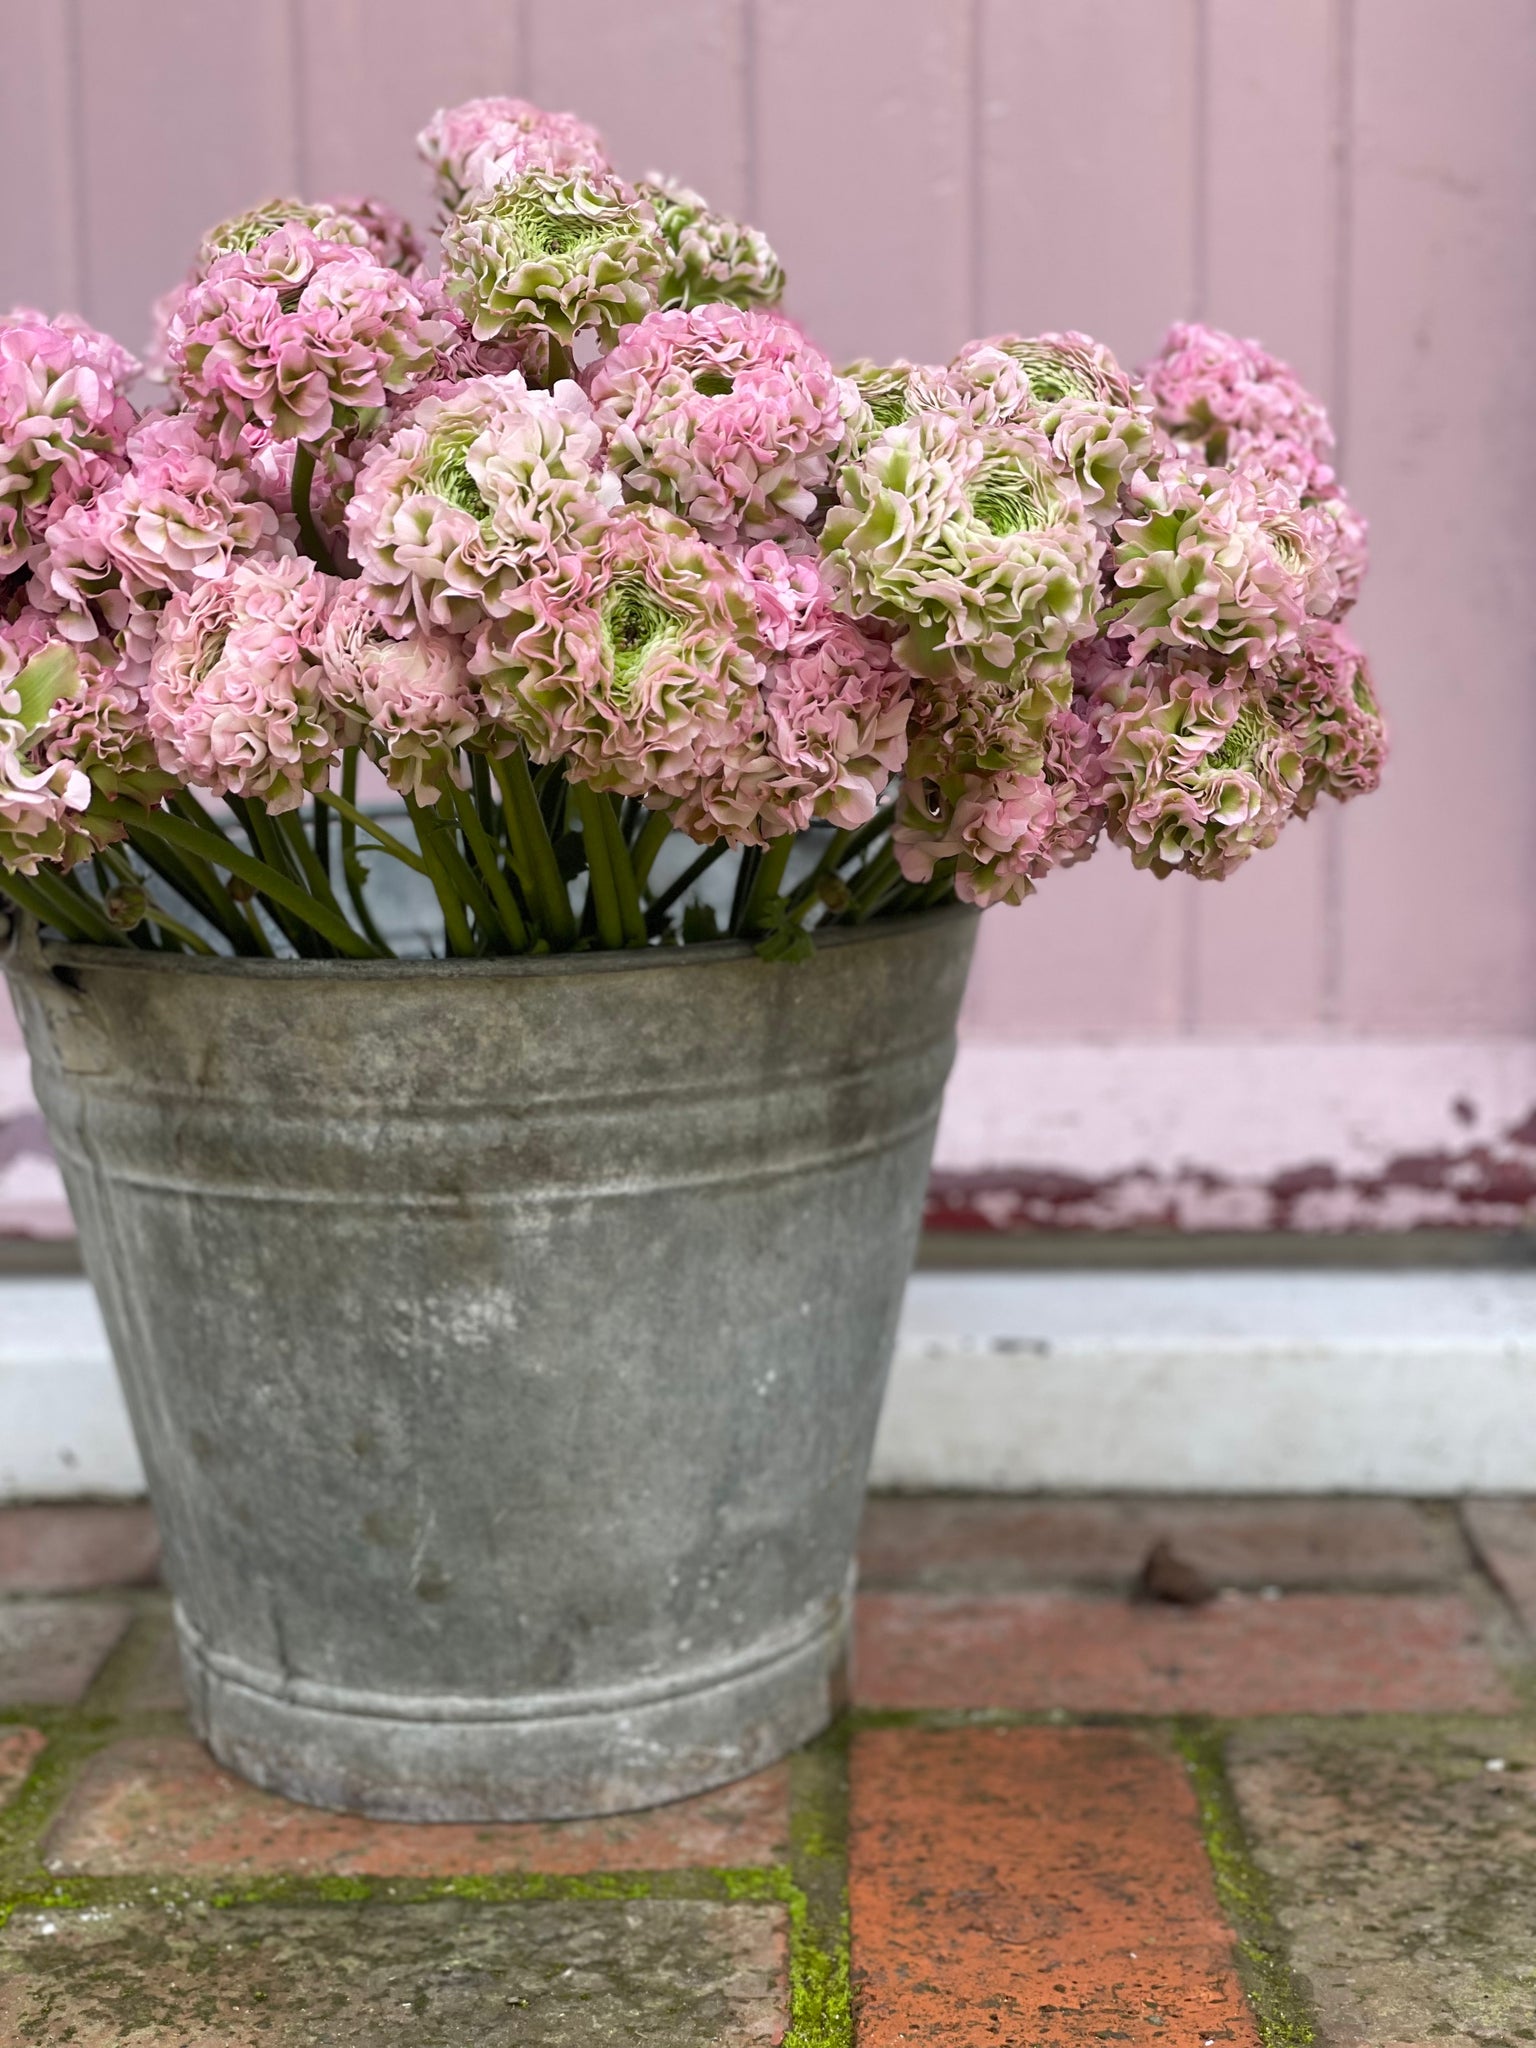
[
  {"left": 855, "top": 1591, "right": 1516, "bottom": 1714},
  {"left": 0, "top": 1504, "right": 160, "bottom": 1593},
  {"left": 0, "top": 1727, "right": 45, "bottom": 1809},
  {"left": 850, "top": 1725, "right": 1259, "bottom": 2045},
  {"left": 1463, "top": 1499, "right": 1536, "bottom": 1635},
  {"left": 44, "top": 1732, "right": 790, "bottom": 1878},
  {"left": 859, "top": 1496, "right": 1448, "bottom": 1592}
]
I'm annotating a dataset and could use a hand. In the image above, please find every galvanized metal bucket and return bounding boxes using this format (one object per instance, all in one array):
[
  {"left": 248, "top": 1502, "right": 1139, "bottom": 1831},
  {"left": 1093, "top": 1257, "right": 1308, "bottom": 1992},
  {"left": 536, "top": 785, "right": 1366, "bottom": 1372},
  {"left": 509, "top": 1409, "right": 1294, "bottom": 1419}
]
[{"left": 8, "top": 908, "right": 976, "bottom": 1819}]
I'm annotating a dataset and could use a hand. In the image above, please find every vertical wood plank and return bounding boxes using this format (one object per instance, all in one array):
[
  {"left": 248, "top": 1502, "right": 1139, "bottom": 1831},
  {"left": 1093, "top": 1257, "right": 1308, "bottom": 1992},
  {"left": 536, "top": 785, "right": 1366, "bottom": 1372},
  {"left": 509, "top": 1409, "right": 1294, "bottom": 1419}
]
[
  {"left": 0, "top": 1, "right": 81, "bottom": 313},
  {"left": 962, "top": 858, "right": 1189, "bottom": 1042},
  {"left": 976, "top": 0, "right": 1200, "bottom": 366},
  {"left": 526, "top": 0, "right": 748, "bottom": 215},
  {"left": 73, "top": 0, "right": 297, "bottom": 352},
  {"left": 1188, "top": 0, "right": 1339, "bottom": 1031},
  {"left": 1339, "top": 0, "right": 1536, "bottom": 1032},
  {"left": 754, "top": 0, "right": 973, "bottom": 365},
  {"left": 970, "top": 0, "right": 1199, "bottom": 1041},
  {"left": 295, "top": 0, "right": 525, "bottom": 226}
]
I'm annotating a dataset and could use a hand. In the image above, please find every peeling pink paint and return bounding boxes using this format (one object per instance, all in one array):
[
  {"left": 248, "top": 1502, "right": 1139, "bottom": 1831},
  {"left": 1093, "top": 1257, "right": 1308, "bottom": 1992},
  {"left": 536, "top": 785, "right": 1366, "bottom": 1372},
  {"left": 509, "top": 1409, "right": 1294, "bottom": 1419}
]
[{"left": 926, "top": 1113, "right": 1536, "bottom": 1233}]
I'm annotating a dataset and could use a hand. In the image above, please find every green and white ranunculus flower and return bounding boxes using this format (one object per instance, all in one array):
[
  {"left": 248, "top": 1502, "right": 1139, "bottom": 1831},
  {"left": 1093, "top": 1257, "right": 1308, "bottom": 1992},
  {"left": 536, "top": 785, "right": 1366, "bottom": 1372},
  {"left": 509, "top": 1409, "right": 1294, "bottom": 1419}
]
[
  {"left": 838, "top": 358, "right": 960, "bottom": 458},
  {"left": 949, "top": 332, "right": 1158, "bottom": 522},
  {"left": 637, "top": 175, "right": 784, "bottom": 312},
  {"left": 345, "top": 374, "right": 621, "bottom": 634},
  {"left": 441, "top": 168, "right": 666, "bottom": 348},
  {"left": 821, "top": 412, "right": 1104, "bottom": 693}
]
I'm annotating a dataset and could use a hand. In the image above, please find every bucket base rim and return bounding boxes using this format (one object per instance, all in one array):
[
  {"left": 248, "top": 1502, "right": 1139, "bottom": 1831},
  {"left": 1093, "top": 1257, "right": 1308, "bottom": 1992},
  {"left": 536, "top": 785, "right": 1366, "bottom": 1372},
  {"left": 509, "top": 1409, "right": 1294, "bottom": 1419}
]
[{"left": 176, "top": 1596, "right": 848, "bottom": 1822}]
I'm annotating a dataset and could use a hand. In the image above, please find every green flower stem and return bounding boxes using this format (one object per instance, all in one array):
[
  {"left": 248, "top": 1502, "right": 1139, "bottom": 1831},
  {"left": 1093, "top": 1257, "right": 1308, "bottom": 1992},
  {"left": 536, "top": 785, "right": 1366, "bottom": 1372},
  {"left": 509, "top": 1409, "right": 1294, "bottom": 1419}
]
[
  {"left": 742, "top": 834, "right": 793, "bottom": 935},
  {"left": 141, "top": 905, "right": 214, "bottom": 953},
  {"left": 844, "top": 844, "right": 903, "bottom": 924},
  {"left": 728, "top": 847, "right": 763, "bottom": 937},
  {"left": 784, "top": 811, "right": 895, "bottom": 917},
  {"left": 571, "top": 782, "right": 625, "bottom": 949},
  {"left": 289, "top": 441, "right": 339, "bottom": 577},
  {"left": 313, "top": 783, "right": 331, "bottom": 882},
  {"left": 598, "top": 792, "right": 647, "bottom": 947},
  {"left": 1, "top": 869, "right": 94, "bottom": 943},
  {"left": 783, "top": 830, "right": 851, "bottom": 917},
  {"left": 123, "top": 828, "right": 271, "bottom": 957},
  {"left": 644, "top": 837, "right": 729, "bottom": 933},
  {"left": 276, "top": 807, "right": 353, "bottom": 929},
  {"left": 491, "top": 750, "right": 576, "bottom": 947},
  {"left": 450, "top": 781, "right": 529, "bottom": 950},
  {"left": 470, "top": 752, "right": 497, "bottom": 838},
  {"left": 30, "top": 868, "right": 132, "bottom": 948},
  {"left": 336, "top": 751, "right": 393, "bottom": 958},
  {"left": 630, "top": 808, "right": 673, "bottom": 893},
  {"left": 314, "top": 788, "right": 429, "bottom": 876},
  {"left": 402, "top": 795, "right": 478, "bottom": 958},
  {"left": 112, "top": 806, "right": 376, "bottom": 958},
  {"left": 235, "top": 799, "right": 321, "bottom": 957}
]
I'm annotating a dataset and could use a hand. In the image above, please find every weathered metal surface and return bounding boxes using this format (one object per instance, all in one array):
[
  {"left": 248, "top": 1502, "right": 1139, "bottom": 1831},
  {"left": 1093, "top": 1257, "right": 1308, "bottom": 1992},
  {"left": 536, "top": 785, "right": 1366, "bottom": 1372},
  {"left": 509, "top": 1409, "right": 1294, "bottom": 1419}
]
[{"left": 6, "top": 910, "right": 975, "bottom": 1819}]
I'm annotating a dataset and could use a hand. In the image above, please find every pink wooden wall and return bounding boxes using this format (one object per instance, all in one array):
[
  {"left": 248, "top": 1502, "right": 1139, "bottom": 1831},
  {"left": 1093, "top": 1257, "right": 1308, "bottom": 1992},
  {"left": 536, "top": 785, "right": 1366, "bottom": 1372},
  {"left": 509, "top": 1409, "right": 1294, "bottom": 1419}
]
[{"left": 0, "top": 1, "right": 1532, "bottom": 1195}]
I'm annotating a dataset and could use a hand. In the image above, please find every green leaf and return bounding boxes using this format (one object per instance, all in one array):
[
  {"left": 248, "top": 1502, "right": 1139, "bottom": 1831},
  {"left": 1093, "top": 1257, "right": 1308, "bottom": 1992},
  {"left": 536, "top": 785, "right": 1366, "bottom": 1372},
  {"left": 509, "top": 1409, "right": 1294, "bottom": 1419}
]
[
  {"left": 681, "top": 900, "right": 720, "bottom": 944},
  {"left": 12, "top": 645, "right": 78, "bottom": 733},
  {"left": 752, "top": 897, "right": 815, "bottom": 965}
]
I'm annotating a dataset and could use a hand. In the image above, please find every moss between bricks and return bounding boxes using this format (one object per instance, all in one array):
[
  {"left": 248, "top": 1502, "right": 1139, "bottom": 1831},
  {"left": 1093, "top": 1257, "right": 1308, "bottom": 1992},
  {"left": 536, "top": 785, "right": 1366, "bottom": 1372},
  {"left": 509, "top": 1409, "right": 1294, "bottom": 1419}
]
[
  {"left": 1, "top": 1686, "right": 857, "bottom": 2045},
  {"left": 1174, "top": 1721, "right": 1319, "bottom": 2048}
]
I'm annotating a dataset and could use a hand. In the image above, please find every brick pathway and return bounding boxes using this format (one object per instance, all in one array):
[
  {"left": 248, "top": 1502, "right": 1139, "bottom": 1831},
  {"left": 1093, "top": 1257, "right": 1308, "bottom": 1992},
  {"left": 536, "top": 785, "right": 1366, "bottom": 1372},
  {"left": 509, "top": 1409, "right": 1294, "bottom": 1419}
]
[{"left": 1, "top": 1496, "right": 1532, "bottom": 2044}]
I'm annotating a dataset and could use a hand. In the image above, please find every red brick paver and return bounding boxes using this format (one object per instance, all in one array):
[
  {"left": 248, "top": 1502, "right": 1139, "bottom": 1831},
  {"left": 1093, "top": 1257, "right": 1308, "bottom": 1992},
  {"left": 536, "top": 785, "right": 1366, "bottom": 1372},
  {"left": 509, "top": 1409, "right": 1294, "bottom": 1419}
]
[
  {"left": 0, "top": 1727, "right": 45, "bottom": 1809},
  {"left": 855, "top": 1591, "right": 1516, "bottom": 1714},
  {"left": 1463, "top": 1499, "right": 1536, "bottom": 1636},
  {"left": 859, "top": 1496, "right": 1447, "bottom": 1592},
  {"left": 0, "top": 1600, "right": 131, "bottom": 1707},
  {"left": 44, "top": 1733, "right": 790, "bottom": 1877},
  {"left": 850, "top": 1725, "right": 1259, "bottom": 2045},
  {"left": 0, "top": 1504, "right": 160, "bottom": 1594}
]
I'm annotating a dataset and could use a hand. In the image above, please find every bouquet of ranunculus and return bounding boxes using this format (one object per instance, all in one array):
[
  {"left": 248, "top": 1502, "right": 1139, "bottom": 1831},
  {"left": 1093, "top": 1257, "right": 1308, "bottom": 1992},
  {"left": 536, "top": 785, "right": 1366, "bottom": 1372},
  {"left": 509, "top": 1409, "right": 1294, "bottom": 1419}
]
[{"left": 0, "top": 96, "right": 1383, "bottom": 961}]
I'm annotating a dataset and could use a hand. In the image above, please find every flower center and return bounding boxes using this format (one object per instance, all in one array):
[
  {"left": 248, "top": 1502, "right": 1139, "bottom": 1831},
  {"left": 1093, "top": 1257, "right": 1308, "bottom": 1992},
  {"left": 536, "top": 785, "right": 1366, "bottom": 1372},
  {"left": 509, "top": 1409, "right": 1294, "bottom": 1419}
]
[
  {"left": 499, "top": 194, "right": 609, "bottom": 263},
  {"left": 1210, "top": 701, "right": 1269, "bottom": 772},
  {"left": 968, "top": 459, "right": 1055, "bottom": 538},
  {"left": 193, "top": 626, "right": 229, "bottom": 683},
  {"left": 601, "top": 576, "right": 683, "bottom": 698},
  {"left": 1003, "top": 339, "right": 1121, "bottom": 410},
  {"left": 425, "top": 427, "right": 489, "bottom": 522}
]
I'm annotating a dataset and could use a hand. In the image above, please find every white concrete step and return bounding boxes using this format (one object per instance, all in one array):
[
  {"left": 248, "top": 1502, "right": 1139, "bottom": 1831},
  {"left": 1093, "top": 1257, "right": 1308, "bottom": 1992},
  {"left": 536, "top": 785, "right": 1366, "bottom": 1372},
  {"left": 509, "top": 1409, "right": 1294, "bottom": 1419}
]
[{"left": 5, "top": 1271, "right": 1536, "bottom": 1500}]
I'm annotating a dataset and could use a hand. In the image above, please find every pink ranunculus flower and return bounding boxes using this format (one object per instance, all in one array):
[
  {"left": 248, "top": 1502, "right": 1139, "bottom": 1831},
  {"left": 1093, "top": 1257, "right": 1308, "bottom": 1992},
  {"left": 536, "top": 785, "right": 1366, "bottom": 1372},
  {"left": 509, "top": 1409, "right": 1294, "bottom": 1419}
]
[
  {"left": 947, "top": 332, "right": 1158, "bottom": 524},
  {"left": 346, "top": 373, "right": 621, "bottom": 633},
  {"left": 822, "top": 410, "right": 1104, "bottom": 697},
  {"left": 418, "top": 97, "right": 611, "bottom": 211},
  {"left": 895, "top": 697, "right": 1107, "bottom": 908},
  {"left": 321, "top": 586, "right": 482, "bottom": 803},
  {"left": 1140, "top": 321, "right": 1335, "bottom": 499},
  {"left": 166, "top": 227, "right": 455, "bottom": 455},
  {"left": 31, "top": 642, "right": 174, "bottom": 810},
  {"left": 322, "top": 194, "right": 427, "bottom": 278},
  {"left": 0, "top": 611, "right": 98, "bottom": 871},
  {"left": 147, "top": 553, "right": 339, "bottom": 812},
  {"left": 1265, "top": 619, "right": 1387, "bottom": 813},
  {"left": 442, "top": 168, "right": 664, "bottom": 349},
  {"left": 33, "top": 411, "right": 286, "bottom": 666},
  {"left": 0, "top": 310, "right": 140, "bottom": 576},
  {"left": 1091, "top": 658, "right": 1306, "bottom": 879},
  {"left": 589, "top": 305, "right": 859, "bottom": 542},
  {"left": 1107, "top": 457, "right": 1308, "bottom": 669},
  {"left": 469, "top": 506, "right": 763, "bottom": 814},
  {"left": 658, "top": 539, "right": 911, "bottom": 845},
  {"left": 147, "top": 195, "right": 423, "bottom": 382},
  {"left": 637, "top": 175, "right": 785, "bottom": 313}
]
